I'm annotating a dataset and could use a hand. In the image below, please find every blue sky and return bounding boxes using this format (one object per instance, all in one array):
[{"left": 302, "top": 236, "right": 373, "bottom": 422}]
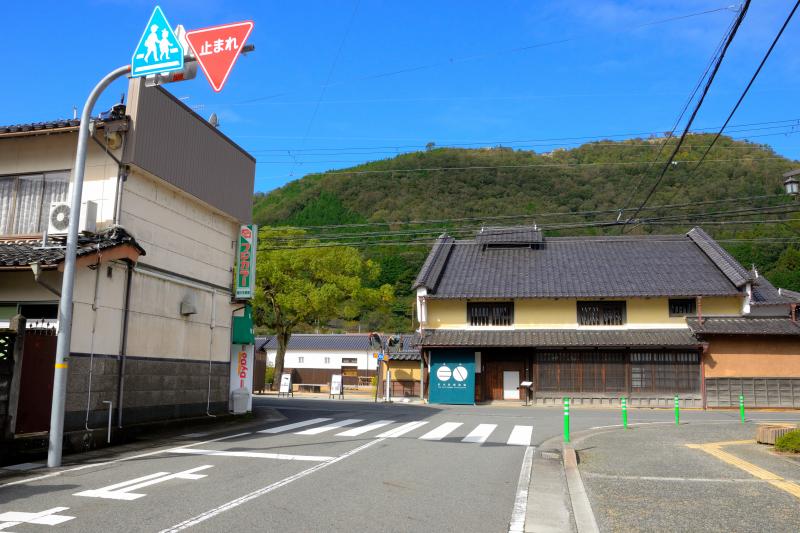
[{"left": 2, "top": 1, "right": 799, "bottom": 193}]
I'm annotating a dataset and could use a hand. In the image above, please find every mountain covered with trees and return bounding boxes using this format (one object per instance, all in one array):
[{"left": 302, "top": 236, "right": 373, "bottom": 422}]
[{"left": 253, "top": 134, "right": 800, "bottom": 332}]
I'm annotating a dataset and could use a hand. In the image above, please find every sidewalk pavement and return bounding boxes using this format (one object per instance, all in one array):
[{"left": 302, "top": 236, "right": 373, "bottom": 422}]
[{"left": 574, "top": 422, "right": 800, "bottom": 533}]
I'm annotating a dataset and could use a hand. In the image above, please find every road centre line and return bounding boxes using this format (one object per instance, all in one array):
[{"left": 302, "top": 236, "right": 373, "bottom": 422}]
[
  {"left": 508, "top": 446, "right": 535, "bottom": 533},
  {"left": 0, "top": 432, "right": 251, "bottom": 489},
  {"left": 169, "top": 449, "right": 334, "bottom": 462},
  {"left": 159, "top": 438, "right": 386, "bottom": 532},
  {"left": 686, "top": 440, "right": 800, "bottom": 500}
]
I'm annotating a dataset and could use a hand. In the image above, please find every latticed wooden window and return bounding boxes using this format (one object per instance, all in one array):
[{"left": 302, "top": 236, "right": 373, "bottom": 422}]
[
  {"left": 577, "top": 301, "right": 626, "bottom": 325},
  {"left": 669, "top": 298, "right": 697, "bottom": 317},
  {"left": 0, "top": 332, "right": 14, "bottom": 362},
  {"left": 467, "top": 302, "right": 514, "bottom": 326}
]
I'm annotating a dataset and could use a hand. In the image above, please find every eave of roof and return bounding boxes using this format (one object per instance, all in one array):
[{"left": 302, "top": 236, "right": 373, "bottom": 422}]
[
  {"left": 687, "top": 317, "right": 800, "bottom": 336},
  {"left": 418, "top": 328, "right": 700, "bottom": 348}
]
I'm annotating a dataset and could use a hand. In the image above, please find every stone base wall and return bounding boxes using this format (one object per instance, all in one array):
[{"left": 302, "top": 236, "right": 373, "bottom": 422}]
[{"left": 65, "top": 353, "right": 230, "bottom": 431}]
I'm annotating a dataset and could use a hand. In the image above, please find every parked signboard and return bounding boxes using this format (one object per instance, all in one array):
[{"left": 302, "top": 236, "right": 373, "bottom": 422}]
[
  {"left": 330, "top": 374, "right": 343, "bottom": 396},
  {"left": 279, "top": 373, "right": 292, "bottom": 394}
]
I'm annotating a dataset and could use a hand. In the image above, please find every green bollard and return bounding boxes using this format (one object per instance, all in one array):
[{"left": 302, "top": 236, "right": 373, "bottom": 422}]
[
  {"left": 739, "top": 395, "right": 745, "bottom": 423},
  {"left": 674, "top": 394, "right": 680, "bottom": 425},
  {"left": 621, "top": 396, "right": 628, "bottom": 429},
  {"left": 563, "top": 397, "right": 570, "bottom": 443}
]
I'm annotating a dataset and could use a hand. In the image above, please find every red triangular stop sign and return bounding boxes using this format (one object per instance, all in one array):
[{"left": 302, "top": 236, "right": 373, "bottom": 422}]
[{"left": 186, "top": 21, "right": 254, "bottom": 92}]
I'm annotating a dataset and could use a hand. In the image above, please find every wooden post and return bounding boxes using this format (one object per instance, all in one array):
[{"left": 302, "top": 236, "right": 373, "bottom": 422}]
[{"left": 6, "top": 315, "right": 26, "bottom": 438}]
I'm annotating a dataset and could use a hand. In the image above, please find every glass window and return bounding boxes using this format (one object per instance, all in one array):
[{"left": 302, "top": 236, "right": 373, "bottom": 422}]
[
  {"left": 669, "top": 298, "right": 697, "bottom": 317},
  {"left": 577, "top": 301, "right": 626, "bottom": 325},
  {"left": 324, "top": 356, "right": 331, "bottom": 364},
  {"left": 467, "top": 302, "right": 514, "bottom": 326},
  {"left": 297, "top": 356, "right": 304, "bottom": 364},
  {"left": 0, "top": 172, "right": 70, "bottom": 236}
]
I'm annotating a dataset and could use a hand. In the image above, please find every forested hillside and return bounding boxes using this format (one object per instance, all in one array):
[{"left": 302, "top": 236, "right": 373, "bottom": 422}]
[{"left": 254, "top": 135, "right": 800, "bottom": 331}]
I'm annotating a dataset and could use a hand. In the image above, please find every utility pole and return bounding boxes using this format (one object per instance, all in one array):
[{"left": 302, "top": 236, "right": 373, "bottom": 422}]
[{"left": 48, "top": 65, "right": 131, "bottom": 468}]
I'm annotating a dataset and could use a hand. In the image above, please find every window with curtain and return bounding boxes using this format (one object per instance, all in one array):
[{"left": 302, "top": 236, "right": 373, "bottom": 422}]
[{"left": 0, "top": 172, "right": 70, "bottom": 236}]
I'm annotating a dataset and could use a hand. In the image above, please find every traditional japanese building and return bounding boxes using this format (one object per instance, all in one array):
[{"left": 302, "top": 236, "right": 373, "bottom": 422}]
[{"left": 413, "top": 226, "right": 800, "bottom": 407}]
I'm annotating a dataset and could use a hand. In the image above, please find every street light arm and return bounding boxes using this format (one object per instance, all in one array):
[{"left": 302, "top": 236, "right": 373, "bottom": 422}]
[{"left": 48, "top": 64, "right": 132, "bottom": 468}]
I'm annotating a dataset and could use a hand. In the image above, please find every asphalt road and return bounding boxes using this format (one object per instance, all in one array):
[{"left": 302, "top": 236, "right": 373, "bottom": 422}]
[{"left": 1, "top": 398, "right": 799, "bottom": 532}]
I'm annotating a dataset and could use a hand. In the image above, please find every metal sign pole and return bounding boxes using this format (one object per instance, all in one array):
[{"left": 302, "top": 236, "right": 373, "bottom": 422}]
[{"left": 48, "top": 65, "right": 131, "bottom": 468}]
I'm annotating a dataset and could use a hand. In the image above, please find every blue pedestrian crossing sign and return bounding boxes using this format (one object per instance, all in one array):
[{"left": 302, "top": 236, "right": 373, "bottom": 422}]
[{"left": 131, "top": 6, "right": 184, "bottom": 78}]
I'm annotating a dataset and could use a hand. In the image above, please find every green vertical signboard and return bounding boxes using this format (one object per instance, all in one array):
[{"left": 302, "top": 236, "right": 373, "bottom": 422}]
[
  {"left": 428, "top": 350, "right": 475, "bottom": 405},
  {"left": 235, "top": 224, "right": 257, "bottom": 300}
]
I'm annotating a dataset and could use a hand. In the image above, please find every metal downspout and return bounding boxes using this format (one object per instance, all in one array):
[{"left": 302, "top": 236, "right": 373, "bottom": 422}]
[
  {"left": 116, "top": 260, "right": 133, "bottom": 428},
  {"left": 84, "top": 254, "right": 102, "bottom": 430}
]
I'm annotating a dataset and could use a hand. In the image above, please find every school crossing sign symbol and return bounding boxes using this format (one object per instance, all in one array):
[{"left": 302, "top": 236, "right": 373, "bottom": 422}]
[
  {"left": 186, "top": 21, "right": 254, "bottom": 92},
  {"left": 131, "top": 6, "right": 184, "bottom": 78}
]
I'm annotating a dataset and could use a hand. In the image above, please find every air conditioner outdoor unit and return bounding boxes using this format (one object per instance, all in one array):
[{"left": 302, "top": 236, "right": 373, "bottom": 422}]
[{"left": 47, "top": 201, "right": 98, "bottom": 235}]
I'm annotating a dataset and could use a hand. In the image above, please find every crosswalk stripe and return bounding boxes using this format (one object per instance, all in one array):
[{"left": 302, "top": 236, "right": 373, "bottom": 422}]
[
  {"left": 336, "top": 420, "right": 395, "bottom": 437},
  {"left": 258, "top": 418, "right": 332, "bottom": 434},
  {"left": 376, "top": 421, "right": 429, "bottom": 438},
  {"left": 296, "top": 419, "right": 363, "bottom": 435},
  {"left": 462, "top": 424, "right": 497, "bottom": 444},
  {"left": 419, "top": 422, "right": 463, "bottom": 441},
  {"left": 507, "top": 425, "right": 533, "bottom": 446}
]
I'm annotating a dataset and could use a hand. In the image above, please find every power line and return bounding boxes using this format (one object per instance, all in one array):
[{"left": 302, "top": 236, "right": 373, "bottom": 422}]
[
  {"left": 267, "top": 203, "right": 800, "bottom": 243},
  {"left": 621, "top": 0, "right": 752, "bottom": 232},
  {"left": 227, "top": 4, "right": 736, "bottom": 107},
  {"left": 268, "top": 193, "right": 788, "bottom": 231},
  {"left": 694, "top": 0, "right": 800, "bottom": 170}
]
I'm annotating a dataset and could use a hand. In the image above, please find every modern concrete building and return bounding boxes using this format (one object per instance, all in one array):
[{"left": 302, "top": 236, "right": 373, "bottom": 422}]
[
  {"left": 0, "top": 77, "right": 254, "bottom": 443},
  {"left": 413, "top": 226, "right": 800, "bottom": 407}
]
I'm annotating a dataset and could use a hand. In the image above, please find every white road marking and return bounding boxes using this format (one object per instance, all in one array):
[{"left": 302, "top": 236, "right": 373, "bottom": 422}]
[
  {"left": 258, "top": 418, "right": 332, "bottom": 434},
  {"left": 507, "top": 425, "right": 533, "bottom": 446},
  {"left": 170, "top": 448, "right": 333, "bottom": 462},
  {"left": 376, "top": 421, "right": 429, "bottom": 438},
  {"left": 0, "top": 432, "right": 249, "bottom": 489},
  {"left": 462, "top": 424, "right": 497, "bottom": 444},
  {"left": 0, "top": 507, "right": 75, "bottom": 530},
  {"left": 336, "top": 420, "right": 394, "bottom": 437},
  {"left": 74, "top": 465, "right": 212, "bottom": 501},
  {"left": 160, "top": 439, "right": 385, "bottom": 532},
  {"left": 508, "top": 446, "right": 535, "bottom": 533},
  {"left": 296, "top": 418, "right": 363, "bottom": 435},
  {"left": 419, "top": 422, "right": 463, "bottom": 441}
]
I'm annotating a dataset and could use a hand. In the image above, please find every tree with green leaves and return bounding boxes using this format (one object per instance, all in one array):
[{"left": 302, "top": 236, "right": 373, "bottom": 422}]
[{"left": 253, "top": 227, "right": 394, "bottom": 390}]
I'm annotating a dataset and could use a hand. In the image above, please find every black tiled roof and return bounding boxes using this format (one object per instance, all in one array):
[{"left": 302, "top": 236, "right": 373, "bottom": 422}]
[
  {"left": 388, "top": 352, "right": 421, "bottom": 361},
  {"left": 0, "top": 119, "right": 81, "bottom": 134},
  {"left": 414, "top": 228, "right": 742, "bottom": 298},
  {"left": 750, "top": 276, "right": 799, "bottom": 306},
  {"left": 0, "top": 226, "right": 145, "bottom": 269},
  {"left": 687, "top": 317, "right": 800, "bottom": 336},
  {"left": 259, "top": 334, "right": 371, "bottom": 351},
  {"left": 418, "top": 328, "right": 700, "bottom": 348},
  {"left": 687, "top": 228, "right": 751, "bottom": 288}
]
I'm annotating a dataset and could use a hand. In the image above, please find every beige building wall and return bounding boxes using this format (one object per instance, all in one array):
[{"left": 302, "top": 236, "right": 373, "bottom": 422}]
[
  {"left": 424, "top": 297, "right": 740, "bottom": 329},
  {"left": 703, "top": 336, "right": 800, "bottom": 377},
  {"left": 119, "top": 170, "right": 239, "bottom": 363},
  {"left": 0, "top": 131, "right": 122, "bottom": 230}
]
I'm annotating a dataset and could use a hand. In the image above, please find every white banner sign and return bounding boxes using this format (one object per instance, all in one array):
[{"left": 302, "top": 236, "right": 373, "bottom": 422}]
[
  {"left": 330, "top": 374, "right": 342, "bottom": 396},
  {"left": 279, "top": 373, "right": 292, "bottom": 394}
]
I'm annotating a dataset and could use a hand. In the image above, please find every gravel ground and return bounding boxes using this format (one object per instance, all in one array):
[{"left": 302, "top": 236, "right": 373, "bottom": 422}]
[{"left": 577, "top": 422, "right": 800, "bottom": 533}]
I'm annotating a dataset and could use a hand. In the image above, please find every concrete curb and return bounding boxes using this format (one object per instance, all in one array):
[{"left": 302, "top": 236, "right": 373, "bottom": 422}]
[{"left": 563, "top": 444, "right": 600, "bottom": 533}]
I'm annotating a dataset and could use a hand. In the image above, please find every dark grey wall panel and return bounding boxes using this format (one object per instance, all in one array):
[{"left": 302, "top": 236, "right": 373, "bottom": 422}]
[{"left": 124, "top": 78, "right": 255, "bottom": 223}]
